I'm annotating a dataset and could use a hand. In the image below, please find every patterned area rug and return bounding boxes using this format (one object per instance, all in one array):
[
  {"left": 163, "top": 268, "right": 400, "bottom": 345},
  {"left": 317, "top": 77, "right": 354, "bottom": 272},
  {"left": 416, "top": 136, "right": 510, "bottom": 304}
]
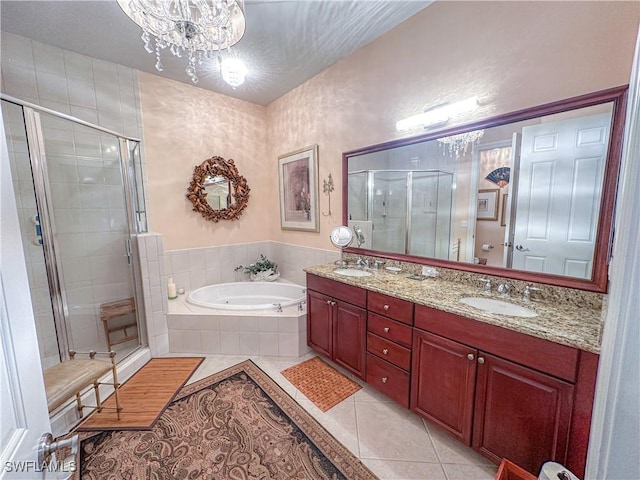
[
  {"left": 76, "top": 359, "right": 377, "bottom": 480},
  {"left": 281, "top": 356, "right": 362, "bottom": 412}
]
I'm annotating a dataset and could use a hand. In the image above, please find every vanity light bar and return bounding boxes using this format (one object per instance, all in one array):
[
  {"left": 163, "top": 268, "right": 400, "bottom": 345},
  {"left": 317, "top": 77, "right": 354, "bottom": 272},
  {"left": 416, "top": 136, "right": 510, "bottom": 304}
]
[{"left": 396, "top": 96, "right": 479, "bottom": 132}]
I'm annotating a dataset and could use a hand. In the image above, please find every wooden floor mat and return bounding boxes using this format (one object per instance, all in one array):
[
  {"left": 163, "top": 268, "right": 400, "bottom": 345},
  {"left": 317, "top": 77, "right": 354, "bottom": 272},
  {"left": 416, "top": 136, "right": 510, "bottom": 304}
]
[
  {"left": 77, "top": 357, "right": 204, "bottom": 430},
  {"left": 281, "top": 356, "right": 362, "bottom": 412}
]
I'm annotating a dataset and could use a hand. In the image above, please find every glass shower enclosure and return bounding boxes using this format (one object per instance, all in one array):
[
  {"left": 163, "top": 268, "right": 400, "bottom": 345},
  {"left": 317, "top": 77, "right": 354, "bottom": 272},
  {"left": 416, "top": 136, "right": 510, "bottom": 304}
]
[
  {"left": 2, "top": 96, "right": 147, "bottom": 369},
  {"left": 348, "top": 169, "right": 454, "bottom": 260}
]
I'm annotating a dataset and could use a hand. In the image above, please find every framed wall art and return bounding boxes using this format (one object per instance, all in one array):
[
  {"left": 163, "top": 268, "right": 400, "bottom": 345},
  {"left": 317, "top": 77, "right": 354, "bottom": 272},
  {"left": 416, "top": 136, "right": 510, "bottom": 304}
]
[
  {"left": 278, "top": 145, "right": 319, "bottom": 232},
  {"left": 477, "top": 188, "right": 499, "bottom": 221}
]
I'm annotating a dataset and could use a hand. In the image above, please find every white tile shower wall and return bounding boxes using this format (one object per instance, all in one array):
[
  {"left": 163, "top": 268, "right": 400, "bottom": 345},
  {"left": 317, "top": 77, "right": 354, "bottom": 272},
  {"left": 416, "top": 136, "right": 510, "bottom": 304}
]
[
  {"left": 136, "top": 233, "right": 169, "bottom": 356},
  {"left": 2, "top": 32, "right": 146, "bottom": 354}
]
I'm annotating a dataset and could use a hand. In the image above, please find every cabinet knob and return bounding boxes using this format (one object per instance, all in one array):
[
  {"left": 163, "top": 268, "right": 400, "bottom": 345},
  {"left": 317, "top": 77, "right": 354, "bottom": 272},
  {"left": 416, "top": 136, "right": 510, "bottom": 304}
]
[
  {"left": 478, "top": 357, "right": 485, "bottom": 364},
  {"left": 326, "top": 300, "right": 332, "bottom": 305},
  {"left": 383, "top": 304, "right": 390, "bottom": 310},
  {"left": 467, "top": 353, "right": 475, "bottom": 361},
  {"left": 381, "top": 377, "right": 388, "bottom": 383},
  {"left": 382, "top": 348, "right": 389, "bottom": 355},
  {"left": 383, "top": 327, "right": 390, "bottom": 333},
  {"left": 331, "top": 301, "right": 336, "bottom": 306}
]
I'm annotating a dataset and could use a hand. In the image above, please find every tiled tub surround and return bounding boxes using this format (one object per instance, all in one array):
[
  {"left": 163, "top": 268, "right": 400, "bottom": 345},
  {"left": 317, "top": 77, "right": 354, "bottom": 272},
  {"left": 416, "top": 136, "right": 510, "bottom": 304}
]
[
  {"left": 136, "top": 238, "right": 339, "bottom": 357},
  {"left": 166, "top": 293, "right": 309, "bottom": 357},
  {"left": 306, "top": 262, "right": 603, "bottom": 353}
]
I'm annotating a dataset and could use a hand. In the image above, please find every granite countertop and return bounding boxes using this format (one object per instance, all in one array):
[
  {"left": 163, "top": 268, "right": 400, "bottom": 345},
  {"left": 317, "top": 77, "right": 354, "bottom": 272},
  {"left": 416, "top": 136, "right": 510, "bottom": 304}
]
[{"left": 305, "top": 264, "right": 602, "bottom": 354}]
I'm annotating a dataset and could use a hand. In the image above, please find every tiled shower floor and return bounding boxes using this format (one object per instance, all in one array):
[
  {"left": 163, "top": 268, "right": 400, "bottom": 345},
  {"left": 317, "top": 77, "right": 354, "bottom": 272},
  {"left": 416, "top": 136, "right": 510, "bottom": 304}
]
[{"left": 181, "top": 353, "right": 498, "bottom": 480}]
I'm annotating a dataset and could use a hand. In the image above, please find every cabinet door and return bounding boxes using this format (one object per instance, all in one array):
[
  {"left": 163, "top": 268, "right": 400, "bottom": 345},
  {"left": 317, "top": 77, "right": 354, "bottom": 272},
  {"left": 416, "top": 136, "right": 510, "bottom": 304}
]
[
  {"left": 411, "top": 330, "right": 477, "bottom": 444},
  {"left": 473, "top": 353, "right": 574, "bottom": 475},
  {"left": 307, "top": 290, "right": 333, "bottom": 358},
  {"left": 333, "top": 300, "right": 367, "bottom": 379}
]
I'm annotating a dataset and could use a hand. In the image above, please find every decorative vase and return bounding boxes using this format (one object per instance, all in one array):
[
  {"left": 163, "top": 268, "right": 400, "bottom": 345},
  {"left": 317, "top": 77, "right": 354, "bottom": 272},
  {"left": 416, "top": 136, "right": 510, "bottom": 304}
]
[{"left": 250, "top": 270, "right": 280, "bottom": 282}]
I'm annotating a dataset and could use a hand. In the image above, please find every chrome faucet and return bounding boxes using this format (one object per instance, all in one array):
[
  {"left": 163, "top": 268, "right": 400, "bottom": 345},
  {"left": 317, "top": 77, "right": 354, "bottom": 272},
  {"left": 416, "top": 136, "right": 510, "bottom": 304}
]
[
  {"left": 273, "top": 303, "right": 283, "bottom": 312},
  {"left": 478, "top": 278, "right": 492, "bottom": 293},
  {"left": 497, "top": 282, "right": 511, "bottom": 298},
  {"left": 523, "top": 285, "right": 541, "bottom": 302},
  {"left": 356, "top": 257, "right": 369, "bottom": 269}
]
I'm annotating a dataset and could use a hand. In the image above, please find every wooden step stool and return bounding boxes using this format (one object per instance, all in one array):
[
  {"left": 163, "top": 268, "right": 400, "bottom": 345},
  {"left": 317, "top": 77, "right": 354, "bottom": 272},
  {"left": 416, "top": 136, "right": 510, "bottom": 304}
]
[{"left": 100, "top": 297, "right": 137, "bottom": 351}]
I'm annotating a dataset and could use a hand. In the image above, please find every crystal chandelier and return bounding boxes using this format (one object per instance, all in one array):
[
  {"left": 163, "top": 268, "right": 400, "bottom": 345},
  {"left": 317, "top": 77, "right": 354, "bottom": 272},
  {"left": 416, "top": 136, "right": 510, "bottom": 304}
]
[
  {"left": 117, "top": 0, "right": 246, "bottom": 84},
  {"left": 437, "top": 129, "right": 485, "bottom": 157}
]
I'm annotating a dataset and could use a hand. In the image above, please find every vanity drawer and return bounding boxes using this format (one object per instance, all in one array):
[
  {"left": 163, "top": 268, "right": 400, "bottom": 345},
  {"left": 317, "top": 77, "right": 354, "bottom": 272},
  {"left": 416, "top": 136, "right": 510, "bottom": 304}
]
[
  {"left": 306, "top": 273, "right": 366, "bottom": 308},
  {"left": 366, "top": 353, "right": 410, "bottom": 408},
  {"left": 368, "top": 313, "right": 412, "bottom": 348},
  {"left": 367, "top": 332, "right": 412, "bottom": 371},
  {"left": 368, "top": 292, "right": 414, "bottom": 325}
]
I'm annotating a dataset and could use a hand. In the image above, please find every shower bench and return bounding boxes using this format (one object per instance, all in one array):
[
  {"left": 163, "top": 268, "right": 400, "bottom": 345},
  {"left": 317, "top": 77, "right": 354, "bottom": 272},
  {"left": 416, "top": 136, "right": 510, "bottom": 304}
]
[
  {"left": 43, "top": 350, "right": 121, "bottom": 420},
  {"left": 100, "top": 297, "right": 137, "bottom": 351}
]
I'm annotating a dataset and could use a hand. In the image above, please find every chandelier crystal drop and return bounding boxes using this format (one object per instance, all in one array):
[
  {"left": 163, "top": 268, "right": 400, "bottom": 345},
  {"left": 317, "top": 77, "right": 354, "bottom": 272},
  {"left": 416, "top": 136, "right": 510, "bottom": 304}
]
[
  {"left": 437, "top": 129, "right": 485, "bottom": 158},
  {"left": 117, "top": 0, "right": 246, "bottom": 84}
]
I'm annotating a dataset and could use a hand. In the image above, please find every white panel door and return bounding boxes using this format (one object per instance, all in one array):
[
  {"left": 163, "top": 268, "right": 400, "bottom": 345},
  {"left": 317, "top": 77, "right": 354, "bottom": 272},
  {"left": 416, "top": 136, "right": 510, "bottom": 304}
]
[
  {"left": 512, "top": 113, "right": 611, "bottom": 278},
  {"left": 1, "top": 111, "right": 52, "bottom": 478}
]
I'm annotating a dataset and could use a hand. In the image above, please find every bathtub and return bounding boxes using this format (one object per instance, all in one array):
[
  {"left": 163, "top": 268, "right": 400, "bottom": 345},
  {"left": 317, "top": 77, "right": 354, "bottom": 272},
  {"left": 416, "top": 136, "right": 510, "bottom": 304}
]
[
  {"left": 168, "top": 281, "right": 310, "bottom": 357},
  {"left": 187, "top": 281, "right": 306, "bottom": 311}
]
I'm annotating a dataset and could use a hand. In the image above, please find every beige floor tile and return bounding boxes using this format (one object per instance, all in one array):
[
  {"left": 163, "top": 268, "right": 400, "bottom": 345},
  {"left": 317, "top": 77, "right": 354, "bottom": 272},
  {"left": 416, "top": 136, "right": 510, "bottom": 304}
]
[
  {"left": 441, "top": 462, "right": 498, "bottom": 480},
  {"left": 425, "top": 420, "right": 495, "bottom": 466},
  {"left": 356, "top": 401, "right": 439, "bottom": 463},
  {"left": 363, "top": 459, "right": 447, "bottom": 480}
]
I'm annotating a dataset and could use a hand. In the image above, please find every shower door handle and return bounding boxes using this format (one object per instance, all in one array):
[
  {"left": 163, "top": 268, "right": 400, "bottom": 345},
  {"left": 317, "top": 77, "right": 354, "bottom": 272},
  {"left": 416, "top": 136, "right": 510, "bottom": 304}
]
[{"left": 125, "top": 238, "right": 132, "bottom": 265}]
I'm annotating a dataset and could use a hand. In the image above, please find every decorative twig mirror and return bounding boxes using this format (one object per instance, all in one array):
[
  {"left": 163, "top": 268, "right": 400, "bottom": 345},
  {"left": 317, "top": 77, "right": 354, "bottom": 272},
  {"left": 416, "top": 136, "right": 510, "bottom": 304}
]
[{"left": 186, "top": 156, "right": 250, "bottom": 222}]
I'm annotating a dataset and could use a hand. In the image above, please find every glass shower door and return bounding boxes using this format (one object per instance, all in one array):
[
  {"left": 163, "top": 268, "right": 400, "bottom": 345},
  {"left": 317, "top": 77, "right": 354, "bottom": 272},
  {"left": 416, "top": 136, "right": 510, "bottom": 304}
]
[
  {"left": 36, "top": 111, "right": 140, "bottom": 356},
  {"left": 370, "top": 171, "right": 408, "bottom": 254}
]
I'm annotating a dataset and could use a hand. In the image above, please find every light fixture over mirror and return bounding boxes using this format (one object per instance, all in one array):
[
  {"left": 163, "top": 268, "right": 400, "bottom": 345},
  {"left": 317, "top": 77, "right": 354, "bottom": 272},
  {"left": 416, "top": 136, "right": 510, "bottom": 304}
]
[
  {"left": 116, "top": 0, "right": 246, "bottom": 84},
  {"left": 345, "top": 86, "right": 628, "bottom": 292}
]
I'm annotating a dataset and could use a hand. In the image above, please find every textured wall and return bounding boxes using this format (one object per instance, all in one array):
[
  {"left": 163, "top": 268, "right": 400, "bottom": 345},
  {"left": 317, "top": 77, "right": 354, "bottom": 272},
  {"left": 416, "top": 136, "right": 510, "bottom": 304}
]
[
  {"left": 138, "top": 73, "right": 268, "bottom": 250},
  {"left": 266, "top": 1, "right": 639, "bottom": 250}
]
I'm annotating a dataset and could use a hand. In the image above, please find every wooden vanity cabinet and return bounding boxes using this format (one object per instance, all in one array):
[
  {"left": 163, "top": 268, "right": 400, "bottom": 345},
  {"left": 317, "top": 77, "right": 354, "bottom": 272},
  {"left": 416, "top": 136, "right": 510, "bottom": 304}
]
[
  {"left": 411, "top": 305, "right": 579, "bottom": 475},
  {"left": 306, "top": 274, "right": 367, "bottom": 379},
  {"left": 366, "top": 292, "right": 414, "bottom": 407}
]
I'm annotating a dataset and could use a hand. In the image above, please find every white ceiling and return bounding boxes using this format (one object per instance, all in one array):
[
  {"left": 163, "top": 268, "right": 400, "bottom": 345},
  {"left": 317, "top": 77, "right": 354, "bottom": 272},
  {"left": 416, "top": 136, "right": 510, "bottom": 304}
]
[{"left": 0, "top": 0, "right": 432, "bottom": 105}]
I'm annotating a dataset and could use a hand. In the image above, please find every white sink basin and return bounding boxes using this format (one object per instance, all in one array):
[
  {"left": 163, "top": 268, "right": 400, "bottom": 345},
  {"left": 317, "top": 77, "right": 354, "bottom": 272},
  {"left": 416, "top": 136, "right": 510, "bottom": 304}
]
[
  {"left": 333, "top": 268, "right": 372, "bottom": 277},
  {"left": 459, "top": 297, "right": 538, "bottom": 318}
]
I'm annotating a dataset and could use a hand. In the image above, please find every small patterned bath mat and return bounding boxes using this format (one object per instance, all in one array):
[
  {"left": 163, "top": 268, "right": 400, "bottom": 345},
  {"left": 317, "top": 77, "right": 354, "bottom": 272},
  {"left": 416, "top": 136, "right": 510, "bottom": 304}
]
[{"left": 281, "top": 356, "right": 362, "bottom": 411}]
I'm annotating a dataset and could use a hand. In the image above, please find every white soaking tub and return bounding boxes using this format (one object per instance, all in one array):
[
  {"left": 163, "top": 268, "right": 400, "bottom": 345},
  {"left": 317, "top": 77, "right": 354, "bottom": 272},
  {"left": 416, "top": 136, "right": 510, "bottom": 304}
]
[{"left": 187, "top": 281, "right": 306, "bottom": 311}]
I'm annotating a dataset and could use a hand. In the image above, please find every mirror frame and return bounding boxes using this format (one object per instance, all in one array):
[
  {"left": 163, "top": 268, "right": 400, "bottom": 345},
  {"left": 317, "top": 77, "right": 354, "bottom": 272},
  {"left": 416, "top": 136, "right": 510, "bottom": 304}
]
[
  {"left": 186, "top": 155, "right": 250, "bottom": 222},
  {"left": 342, "top": 86, "right": 628, "bottom": 293}
]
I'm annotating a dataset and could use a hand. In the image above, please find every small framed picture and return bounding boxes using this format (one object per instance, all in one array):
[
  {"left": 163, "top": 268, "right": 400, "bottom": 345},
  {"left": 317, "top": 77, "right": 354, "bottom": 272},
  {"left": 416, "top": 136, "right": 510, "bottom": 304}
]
[
  {"left": 278, "top": 145, "right": 319, "bottom": 232},
  {"left": 477, "top": 189, "right": 499, "bottom": 221}
]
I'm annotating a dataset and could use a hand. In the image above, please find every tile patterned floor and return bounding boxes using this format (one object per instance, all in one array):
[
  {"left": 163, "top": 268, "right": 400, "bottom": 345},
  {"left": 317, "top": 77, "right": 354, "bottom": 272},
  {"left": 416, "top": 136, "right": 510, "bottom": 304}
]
[{"left": 182, "top": 353, "right": 499, "bottom": 480}]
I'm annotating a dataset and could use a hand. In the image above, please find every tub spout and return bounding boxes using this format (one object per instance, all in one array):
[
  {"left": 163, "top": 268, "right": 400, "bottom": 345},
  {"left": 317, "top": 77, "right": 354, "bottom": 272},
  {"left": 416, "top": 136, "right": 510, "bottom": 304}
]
[{"left": 273, "top": 303, "right": 283, "bottom": 312}]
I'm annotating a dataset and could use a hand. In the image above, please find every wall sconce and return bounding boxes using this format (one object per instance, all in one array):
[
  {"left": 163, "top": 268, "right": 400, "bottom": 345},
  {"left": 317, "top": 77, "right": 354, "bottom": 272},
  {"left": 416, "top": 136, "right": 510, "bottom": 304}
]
[
  {"left": 322, "top": 174, "right": 334, "bottom": 217},
  {"left": 396, "top": 96, "right": 480, "bottom": 132}
]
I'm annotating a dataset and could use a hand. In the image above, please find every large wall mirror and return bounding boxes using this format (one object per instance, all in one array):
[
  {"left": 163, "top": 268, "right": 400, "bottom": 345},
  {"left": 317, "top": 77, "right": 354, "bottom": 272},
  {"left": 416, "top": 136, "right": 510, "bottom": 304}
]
[{"left": 343, "top": 86, "right": 628, "bottom": 292}]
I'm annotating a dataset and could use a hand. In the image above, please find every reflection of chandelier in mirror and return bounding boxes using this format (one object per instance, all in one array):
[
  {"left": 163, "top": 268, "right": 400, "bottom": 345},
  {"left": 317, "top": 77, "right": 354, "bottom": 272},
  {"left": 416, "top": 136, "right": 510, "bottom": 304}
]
[
  {"left": 116, "top": 0, "right": 246, "bottom": 85},
  {"left": 437, "top": 129, "right": 485, "bottom": 157}
]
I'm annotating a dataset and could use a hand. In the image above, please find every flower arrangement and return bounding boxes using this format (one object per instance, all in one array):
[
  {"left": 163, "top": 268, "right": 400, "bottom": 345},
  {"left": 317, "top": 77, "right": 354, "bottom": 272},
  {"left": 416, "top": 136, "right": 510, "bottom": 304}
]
[{"left": 235, "top": 254, "right": 280, "bottom": 281}]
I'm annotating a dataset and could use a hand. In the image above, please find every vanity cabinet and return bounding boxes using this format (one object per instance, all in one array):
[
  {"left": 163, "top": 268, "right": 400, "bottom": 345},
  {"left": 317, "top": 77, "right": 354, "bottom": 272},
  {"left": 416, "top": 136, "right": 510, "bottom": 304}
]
[
  {"left": 306, "top": 274, "right": 367, "bottom": 379},
  {"left": 411, "top": 305, "right": 577, "bottom": 475},
  {"left": 366, "top": 292, "right": 414, "bottom": 407}
]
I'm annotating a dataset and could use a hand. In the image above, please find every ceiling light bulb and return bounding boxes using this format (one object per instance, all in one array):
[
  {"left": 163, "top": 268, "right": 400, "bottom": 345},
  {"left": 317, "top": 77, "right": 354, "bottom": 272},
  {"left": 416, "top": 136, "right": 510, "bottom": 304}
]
[{"left": 221, "top": 58, "right": 248, "bottom": 88}]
